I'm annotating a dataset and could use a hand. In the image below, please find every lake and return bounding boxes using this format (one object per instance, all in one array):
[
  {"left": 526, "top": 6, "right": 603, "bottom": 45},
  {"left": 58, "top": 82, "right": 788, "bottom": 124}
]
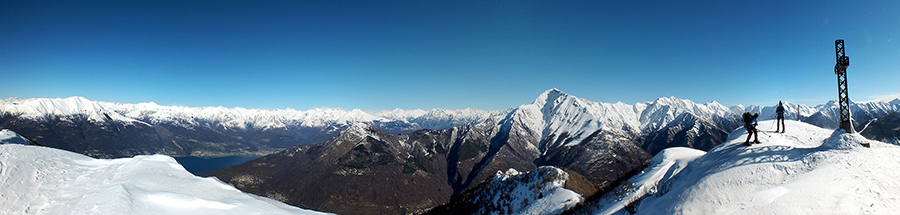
[{"left": 174, "top": 156, "right": 260, "bottom": 175}]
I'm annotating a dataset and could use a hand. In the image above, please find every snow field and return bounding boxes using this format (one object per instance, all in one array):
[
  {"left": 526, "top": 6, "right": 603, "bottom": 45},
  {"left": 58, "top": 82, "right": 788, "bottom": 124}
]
[
  {"left": 630, "top": 120, "right": 900, "bottom": 214},
  {"left": 0, "top": 144, "right": 330, "bottom": 215}
]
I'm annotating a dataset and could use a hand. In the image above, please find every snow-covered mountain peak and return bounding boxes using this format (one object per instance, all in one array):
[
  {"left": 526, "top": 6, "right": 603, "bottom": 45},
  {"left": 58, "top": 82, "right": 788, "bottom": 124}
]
[
  {"left": 504, "top": 89, "right": 610, "bottom": 150},
  {"left": 533, "top": 88, "right": 569, "bottom": 108},
  {"left": 0, "top": 96, "right": 138, "bottom": 124},
  {"left": 637, "top": 96, "right": 736, "bottom": 130},
  {"left": 646, "top": 96, "right": 721, "bottom": 115},
  {"left": 340, "top": 122, "right": 369, "bottom": 135},
  {"left": 337, "top": 108, "right": 382, "bottom": 123},
  {"left": 423, "top": 108, "right": 450, "bottom": 118},
  {"left": 4, "top": 96, "right": 96, "bottom": 116},
  {"left": 332, "top": 123, "right": 380, "bottom": 145},
  {"left": 891, "top": 98, "right": 900, "bottom": 105},
  {"left": 704, "top": 100, "right": 730, "bottom": 113},
  {"left": 650, "top": 96, "right": 690, "bottom": 107},
  {"left": 822, "top": 99, "right": 839, "bottom": 108},
  {"left": 501, "top": 90, "right": 748, "bottom": 151},
  {"left": 369, "top": 108, "right": 428, "bottom": 120},
  {"left": 2, "top": 96, "right": 503, "bottom": 133}
]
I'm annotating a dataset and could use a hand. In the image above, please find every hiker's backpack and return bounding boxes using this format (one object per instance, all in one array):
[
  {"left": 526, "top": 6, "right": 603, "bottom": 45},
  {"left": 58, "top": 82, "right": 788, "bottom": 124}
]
[{"left": 742, "top": 112, "right": 752, "bottom": 123}]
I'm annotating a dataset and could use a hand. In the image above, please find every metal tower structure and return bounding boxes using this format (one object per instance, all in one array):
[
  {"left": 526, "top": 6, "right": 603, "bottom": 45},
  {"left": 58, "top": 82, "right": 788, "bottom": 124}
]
[{"left": 834, "top": 39, "right": 853, "bottom": 133}]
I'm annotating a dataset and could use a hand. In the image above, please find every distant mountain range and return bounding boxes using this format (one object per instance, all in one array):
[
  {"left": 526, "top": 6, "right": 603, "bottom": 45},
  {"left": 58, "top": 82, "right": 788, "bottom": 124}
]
[
  {"left": 0, "top": 96, "right": 504, "bottom": 158},
  {"left": 3, "top": 90, "right": 897, "bottom": 159}
]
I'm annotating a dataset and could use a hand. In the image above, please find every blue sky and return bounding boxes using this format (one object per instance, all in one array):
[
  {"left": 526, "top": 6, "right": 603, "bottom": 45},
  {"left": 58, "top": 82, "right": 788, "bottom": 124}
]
[{"left": 2, "top": 1, "right": 898, "bottom": 110}]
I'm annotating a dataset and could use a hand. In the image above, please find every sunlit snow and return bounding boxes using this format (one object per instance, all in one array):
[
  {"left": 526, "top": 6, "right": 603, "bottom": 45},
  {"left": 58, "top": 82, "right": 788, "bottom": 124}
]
[
  {"left": 585, "top": 120, "right": 900, "bottom": 214},
  {"left": 0, "top": 137, "right": 330, "bottom": 215}
]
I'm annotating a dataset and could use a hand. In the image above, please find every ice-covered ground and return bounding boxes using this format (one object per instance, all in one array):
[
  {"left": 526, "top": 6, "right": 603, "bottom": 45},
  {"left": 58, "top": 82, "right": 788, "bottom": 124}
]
[
  {"left": 0, "top": 136, "right": 330, "bottom": 215},
  {"left": 589, "top": 120, "right": 900, "bottom": 214}
]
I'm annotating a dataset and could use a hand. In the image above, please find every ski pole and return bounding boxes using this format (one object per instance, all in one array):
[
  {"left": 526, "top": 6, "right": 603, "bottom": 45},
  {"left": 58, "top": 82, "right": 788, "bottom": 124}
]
[{"left": 770, "top": 115, "right": 775, "bottom": 130}]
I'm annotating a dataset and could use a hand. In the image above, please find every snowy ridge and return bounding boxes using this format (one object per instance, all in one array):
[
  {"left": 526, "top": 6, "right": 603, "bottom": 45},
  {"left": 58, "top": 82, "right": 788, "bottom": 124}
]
[
  {"left": 638, "top": 96, "right": 733, "bottom": 130},
  {"left": 0, "top": 97, "right": 499, "bottom": 130},
  {"left": 0, "top": 131, "right": 330, "bottom": 215},
  {"left": 371, "top": 107, "right": 498, "bottom": 126},
  {"left": 0, "top": 97, "right": 145, "bottom": 125},
  {"left": 577, "top": 120, "right": 900, "bottom": 214},
  {"left": 470, "top": 166, "right": 582, "bottom": 215},
  {"left": 586, "top": 147, "right": 706, "bottom": 215},
  {"left": 4, "top": 94, "right": 898, "bottom": 132},
  {"left": 4, "top": 93, "right": 897, "bottom": 141},
  {"left": 502, "top": 89, "right": 740, "bottom": 153}
]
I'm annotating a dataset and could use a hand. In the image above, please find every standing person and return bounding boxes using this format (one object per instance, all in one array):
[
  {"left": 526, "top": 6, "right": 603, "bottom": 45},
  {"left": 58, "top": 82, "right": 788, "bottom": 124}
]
[
  {"left": 776, "top": 101, "right": 786, "bottom": 133},
  {"left": 743, "top": 112, "right": 760, "bottom": 146}
]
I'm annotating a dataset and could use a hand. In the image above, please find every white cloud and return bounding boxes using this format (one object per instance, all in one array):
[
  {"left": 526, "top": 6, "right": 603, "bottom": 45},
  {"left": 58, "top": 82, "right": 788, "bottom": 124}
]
[{"left": 864, "top": 93, "right": 900, "bottom": 102}]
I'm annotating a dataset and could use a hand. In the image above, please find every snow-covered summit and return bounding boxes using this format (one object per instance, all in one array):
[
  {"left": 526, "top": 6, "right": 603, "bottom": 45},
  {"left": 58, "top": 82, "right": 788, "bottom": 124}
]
[
  {"left": 500, "top": 89, "right": 737, "bottom": 153},
  {"left": 0, "top": 135, "right": 331, "bottom": 215},
  {"left": 579, "top": 120, "right": 900, "bottom": 214}
]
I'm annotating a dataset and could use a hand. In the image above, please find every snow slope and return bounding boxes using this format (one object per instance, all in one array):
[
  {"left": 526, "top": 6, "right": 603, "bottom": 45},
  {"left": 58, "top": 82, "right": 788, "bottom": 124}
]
[
  {"left": 585, "top": 147, "right": 707, "bottom": 215},
  {"left": 1, "top": 129, "right": 34, "bottom": 145},
  {"left": 584, "top": 120, "right": 900, "bottom": 214},
  {"left": 0, "top": 136, "right": 330, "bottom": 215}
]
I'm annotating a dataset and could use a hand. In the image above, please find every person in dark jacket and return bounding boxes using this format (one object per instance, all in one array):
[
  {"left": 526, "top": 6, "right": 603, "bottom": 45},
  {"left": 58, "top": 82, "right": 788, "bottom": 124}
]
[
  {"left": 776, "top": 101, "right": 786, "bottom": 133},
  {"left": 743, "top": 112, "right": 760, "bottom": 145}
]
